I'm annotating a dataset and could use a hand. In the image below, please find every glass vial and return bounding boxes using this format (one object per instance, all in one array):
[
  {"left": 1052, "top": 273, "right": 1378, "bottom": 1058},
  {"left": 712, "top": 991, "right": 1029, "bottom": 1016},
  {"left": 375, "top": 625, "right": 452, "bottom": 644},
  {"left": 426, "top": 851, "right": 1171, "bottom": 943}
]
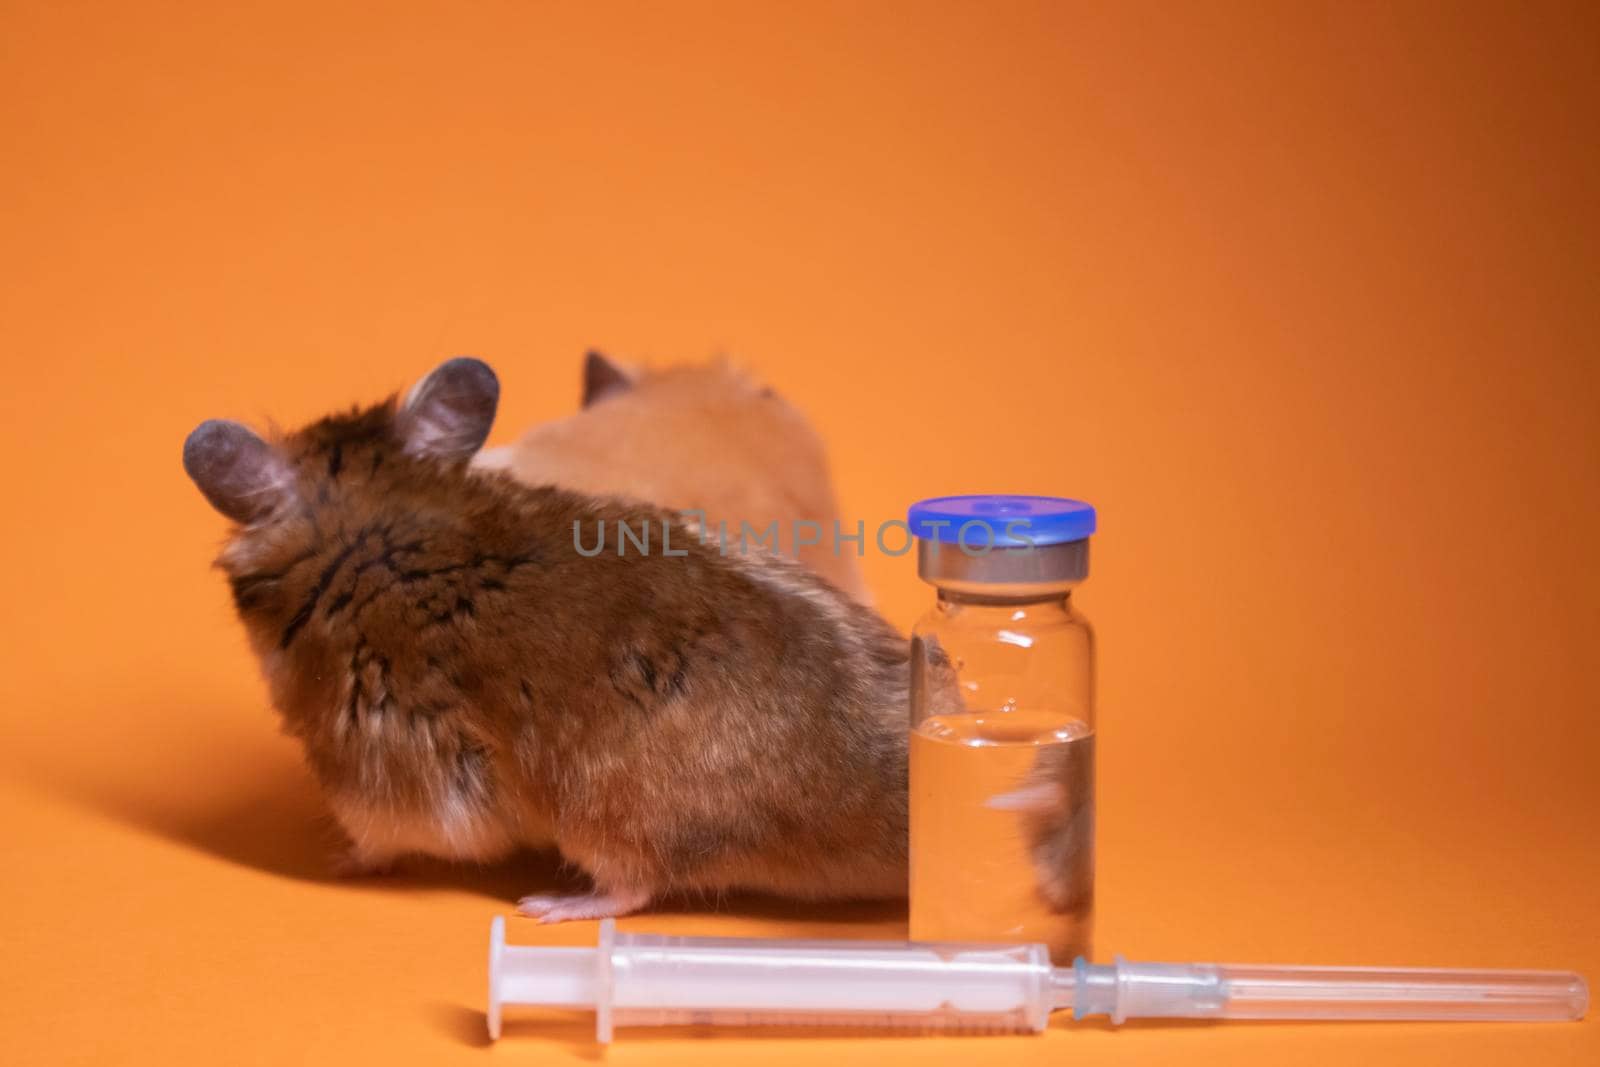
[{"left": 907, "top": 495, "right": 1096, "bottom": 964}]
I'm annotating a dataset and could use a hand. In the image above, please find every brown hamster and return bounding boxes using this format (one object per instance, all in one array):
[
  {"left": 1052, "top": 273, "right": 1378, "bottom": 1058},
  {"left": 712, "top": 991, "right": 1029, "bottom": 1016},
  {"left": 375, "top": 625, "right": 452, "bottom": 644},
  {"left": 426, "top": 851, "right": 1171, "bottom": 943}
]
[
  {"left": 182, "top": 358, "right": 911, "bottom": 921},
  {"left": 475, "top": 353, "right": 873, "bottom": 604}
]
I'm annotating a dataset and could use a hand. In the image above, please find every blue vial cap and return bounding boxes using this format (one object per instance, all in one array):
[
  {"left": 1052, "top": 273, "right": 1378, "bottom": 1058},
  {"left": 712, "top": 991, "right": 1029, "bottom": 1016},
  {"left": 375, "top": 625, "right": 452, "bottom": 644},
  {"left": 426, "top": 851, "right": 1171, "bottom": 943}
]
[{"left": 907, "top": 495, "right": 1096, "bottom": 548}]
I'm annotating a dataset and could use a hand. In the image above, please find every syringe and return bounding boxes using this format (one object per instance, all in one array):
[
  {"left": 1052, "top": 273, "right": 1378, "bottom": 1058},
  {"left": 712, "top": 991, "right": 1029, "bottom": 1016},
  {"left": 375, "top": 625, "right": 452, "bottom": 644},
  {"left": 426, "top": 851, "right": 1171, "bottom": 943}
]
[{"left": 487, "top": 918, "right": 1587, "bottom": 1041}]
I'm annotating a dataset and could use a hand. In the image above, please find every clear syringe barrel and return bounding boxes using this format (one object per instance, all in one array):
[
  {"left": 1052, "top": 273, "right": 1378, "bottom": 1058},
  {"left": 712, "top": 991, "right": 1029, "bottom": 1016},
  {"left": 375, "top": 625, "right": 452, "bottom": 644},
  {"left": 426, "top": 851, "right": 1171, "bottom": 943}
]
[
  {"left": 488, "top": 918, "right": 1587, "bottom": 1042},
  {"left": 1069, "top": 957, "right": 1590, "bottom": 1024},
  {"left": 489, "top": 917, "right": 1054, "bottom": 1041}
]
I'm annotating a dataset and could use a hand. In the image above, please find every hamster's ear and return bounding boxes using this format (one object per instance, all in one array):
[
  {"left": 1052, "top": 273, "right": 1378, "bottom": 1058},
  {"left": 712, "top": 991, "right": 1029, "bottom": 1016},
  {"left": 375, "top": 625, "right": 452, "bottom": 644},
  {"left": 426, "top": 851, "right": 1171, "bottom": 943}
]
[
  {"left": 582, "top": 349, "right": 635, "bottom": 408},
  {"left": 397, "top": 357, "right": 499, "bottom": 461},
  {"left": 183, "top": 420, "right": 295, "bottom": 524}
]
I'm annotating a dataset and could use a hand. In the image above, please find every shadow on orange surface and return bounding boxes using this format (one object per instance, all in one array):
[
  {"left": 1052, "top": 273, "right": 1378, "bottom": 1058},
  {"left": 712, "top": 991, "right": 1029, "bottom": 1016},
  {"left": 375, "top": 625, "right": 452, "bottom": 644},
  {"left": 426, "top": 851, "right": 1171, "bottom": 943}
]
[
  {"left": 425, "top": 1002, "right": 501, "bottom": 1052},
  {"left": 455, "top": 1005, "right": 1473, "bottom": 1056},
  {"left": 459, "top": 1005, "right": 1294, "bottom": 1054}
]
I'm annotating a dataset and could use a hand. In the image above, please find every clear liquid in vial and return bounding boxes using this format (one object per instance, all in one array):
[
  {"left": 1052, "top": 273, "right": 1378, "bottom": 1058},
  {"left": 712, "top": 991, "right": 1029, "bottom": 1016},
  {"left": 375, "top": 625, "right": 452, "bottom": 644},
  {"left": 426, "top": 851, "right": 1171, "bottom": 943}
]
[{"left": 909, "top": 710, "right": 1094, "bottom": 964}]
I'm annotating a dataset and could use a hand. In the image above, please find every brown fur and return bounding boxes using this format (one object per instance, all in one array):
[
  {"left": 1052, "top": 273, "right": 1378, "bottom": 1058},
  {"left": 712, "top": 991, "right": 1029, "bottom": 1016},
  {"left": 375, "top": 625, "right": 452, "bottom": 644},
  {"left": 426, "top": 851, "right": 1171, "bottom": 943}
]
[
  {"left": 476, "top": 355, "right": 873, "bottom": 604},
  {"left": 187, "top": 360, "right": 911, "bottom": 920}
]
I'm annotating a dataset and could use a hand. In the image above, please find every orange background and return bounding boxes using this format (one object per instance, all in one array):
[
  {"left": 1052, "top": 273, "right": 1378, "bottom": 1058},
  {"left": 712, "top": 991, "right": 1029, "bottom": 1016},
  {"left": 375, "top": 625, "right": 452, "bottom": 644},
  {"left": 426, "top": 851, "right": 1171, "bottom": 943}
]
[{"left": 2, "top": 2, "right": 1597, "bottom": 1063}]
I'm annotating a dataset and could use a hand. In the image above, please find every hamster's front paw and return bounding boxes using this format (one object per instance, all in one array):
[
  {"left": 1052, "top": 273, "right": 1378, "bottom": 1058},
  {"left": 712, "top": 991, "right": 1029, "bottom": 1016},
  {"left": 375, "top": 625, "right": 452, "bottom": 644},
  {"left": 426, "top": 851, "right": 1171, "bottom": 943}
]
[{"left": 516, "top": 886, "right": 651, "bottom": 924}]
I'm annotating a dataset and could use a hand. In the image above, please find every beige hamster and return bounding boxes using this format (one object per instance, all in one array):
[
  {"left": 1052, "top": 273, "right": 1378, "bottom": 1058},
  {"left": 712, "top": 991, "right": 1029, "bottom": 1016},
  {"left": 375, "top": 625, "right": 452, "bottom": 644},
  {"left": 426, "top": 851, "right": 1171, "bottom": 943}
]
[{"left": 476, "top": 352, "right": 872, "bottom": 603}]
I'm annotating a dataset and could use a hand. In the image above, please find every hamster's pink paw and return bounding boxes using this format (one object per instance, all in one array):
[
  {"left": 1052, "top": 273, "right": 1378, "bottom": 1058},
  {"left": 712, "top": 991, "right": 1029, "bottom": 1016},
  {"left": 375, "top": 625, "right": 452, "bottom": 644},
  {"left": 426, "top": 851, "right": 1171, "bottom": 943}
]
[
  {"left": 516, "top": 887, "right": 651, "bottom": 924},
  {"left": 986, "top": 781, "right": 1067, "bottom": 814}
]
